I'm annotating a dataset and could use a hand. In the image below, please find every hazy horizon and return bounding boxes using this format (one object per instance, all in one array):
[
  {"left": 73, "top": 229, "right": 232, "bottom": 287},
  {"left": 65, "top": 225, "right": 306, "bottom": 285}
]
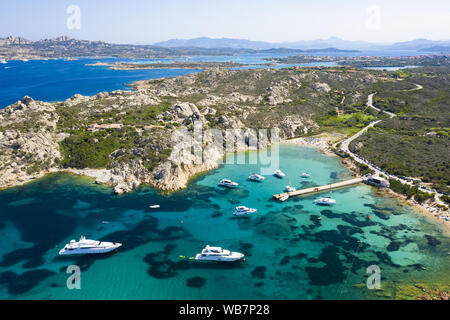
[{"left": 1, "top": 0, "right": 449, "bottom": 44}]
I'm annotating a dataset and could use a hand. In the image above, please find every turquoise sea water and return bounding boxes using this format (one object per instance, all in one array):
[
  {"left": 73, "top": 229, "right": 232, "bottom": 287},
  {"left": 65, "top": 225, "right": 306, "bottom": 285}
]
[{"left": 0, "top": 145, "right": 448, "bottom": 300}]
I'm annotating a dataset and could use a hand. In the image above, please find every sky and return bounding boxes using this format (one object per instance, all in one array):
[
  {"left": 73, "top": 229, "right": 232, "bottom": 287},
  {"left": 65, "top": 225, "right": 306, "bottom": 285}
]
[{"left": 0, "top": 0, "right": 449, "bottom": 44}]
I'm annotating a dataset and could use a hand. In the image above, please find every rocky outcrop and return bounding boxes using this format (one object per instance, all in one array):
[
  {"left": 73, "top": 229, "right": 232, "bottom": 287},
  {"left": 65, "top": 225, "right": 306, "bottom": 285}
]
[
  {"left": 0, "top": 129, "right": 61, "bottom": 188},
  {"left": 313, "top": 82, "right": 331, "bottom": 93},
  {"left": 0, "top": 67, "right": 380, "bottom": 194}
]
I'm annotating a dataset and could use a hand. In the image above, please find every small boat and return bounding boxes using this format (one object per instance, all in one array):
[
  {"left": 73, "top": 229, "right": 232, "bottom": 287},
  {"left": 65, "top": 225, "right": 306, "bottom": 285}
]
[
  {"left": 314, "top": 197, "right": 336, "bottom": 205},
  {"left": 273, "top": 169, "right": 286, "bottom": 178},
  {"left": 0, "top": 60, "right": 7, "bottom": 64},
  {"left": 218, "top": 179, "right": 239, "bottom": 188},
  {"left": 285, "top": 185, "right": 296, "bottom": 192},
  {"left": 149, "top": 205, "right": 160, "bottom": 209},
  {"left": 279, "top": 195, "right": 289, "bottom": 202},
  {"left": 301, "top": 172, "right": 311, "bottom": 178},
  {"left": 58, "top": 236, "right": 122, "bottom": 255},
  {"left": 248, "top": 173, "right": 265, "bottom": 182},
  {"left": 233, "top": 206, "right": 257, "bottom": 216},
  {"left": 195, "top": 245, "right": 244, "bottom": 262},
  {"left": 101, "top": 221, "right": 110, "bottom": 224}
]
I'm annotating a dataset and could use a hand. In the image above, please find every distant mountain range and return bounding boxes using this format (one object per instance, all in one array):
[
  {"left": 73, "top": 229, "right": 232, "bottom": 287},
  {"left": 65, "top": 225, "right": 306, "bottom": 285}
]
[
  {"left": 0, "top": 36, "right": 358, "bottom": 61},
  {"left": 1, "top": 35, "right": 449, "bottom": 61},
  {"left": 154, "top": 37, "right": 450, "bottom": 52}
]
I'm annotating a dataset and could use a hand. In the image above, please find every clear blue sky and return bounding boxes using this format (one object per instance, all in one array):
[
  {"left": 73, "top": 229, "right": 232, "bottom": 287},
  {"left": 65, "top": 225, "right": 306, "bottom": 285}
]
[{"left": 1, "top": 0, "right": 449, "bottom": 43}]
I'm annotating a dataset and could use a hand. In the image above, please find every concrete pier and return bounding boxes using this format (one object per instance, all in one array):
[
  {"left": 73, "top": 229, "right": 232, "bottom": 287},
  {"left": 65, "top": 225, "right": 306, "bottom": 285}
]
[{"left": 273, "top": 178, "right": 364, "bottom": 200}]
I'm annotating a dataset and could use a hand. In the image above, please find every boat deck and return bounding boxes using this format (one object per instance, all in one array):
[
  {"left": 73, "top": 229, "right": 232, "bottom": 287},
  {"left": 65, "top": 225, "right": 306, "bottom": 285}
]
[{"left": 273, "top": 178, "right": 364, "bottom": 200}]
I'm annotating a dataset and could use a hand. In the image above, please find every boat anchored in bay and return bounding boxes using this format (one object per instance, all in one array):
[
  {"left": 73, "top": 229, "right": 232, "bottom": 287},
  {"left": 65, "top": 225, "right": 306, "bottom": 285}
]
[
  {"left": 59, "top": 236, "right": 122, "bottom": 255},
  {"left": 301, "top": 172, "right": 311, "bottom": 178},
  {"left": 273, "top": 169, "right": 286, "bottom": 178},
  {"left": 195, "top": 245, "right": 244, "bottom": 262},
  {"left": 285, "top": 185, "right": 296, "bottom": 192},
  {"left": 218, "top": 179, "right": 239, "bottom": 188},
  {"left": 248, "top": 173, "right": 265, "bottom": 182},
  {"left": 314, "top": 197, "right": 336, "bottom": 205},
  {"left": 233, "top": 206, "right": 257, "bottom": 216}
]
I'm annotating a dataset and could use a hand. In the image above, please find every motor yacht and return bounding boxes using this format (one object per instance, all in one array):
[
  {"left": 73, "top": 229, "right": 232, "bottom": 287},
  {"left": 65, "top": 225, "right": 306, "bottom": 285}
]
[
  {"left": 218, "top": 179, "right": 239, "bottom": 188},
  {"left": 59, "top": 236, "right": 122, "bottom": 255},
  {"left": 273, "top": 169, "right": 286, "bottom": 178},
  {"left": 194, "top": 245, "right": 244, "bottom": 261},
  {"left": 233, "top": 206, "right": 257, "bottom": 216},
  {"left": 314, "top": 197, "right": 336, "bottom": 205},
  {"left": 301, "top": 172, "right": 311, "bottom": 178},
  {"left": 285, "top": 185, "right": 296, "bottom": 192},
  {"left": 248, "top": 173, "right": 265, "bottom": 182}
]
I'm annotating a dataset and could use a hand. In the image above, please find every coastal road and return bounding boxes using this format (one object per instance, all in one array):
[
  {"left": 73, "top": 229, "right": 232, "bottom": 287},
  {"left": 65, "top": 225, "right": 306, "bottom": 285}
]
[{"left": 338, "top": 86, "right": 447, "bottom": 209}]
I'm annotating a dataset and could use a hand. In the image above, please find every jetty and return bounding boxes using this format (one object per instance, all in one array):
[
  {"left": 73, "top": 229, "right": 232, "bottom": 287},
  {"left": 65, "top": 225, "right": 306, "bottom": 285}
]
[{"left": 273, "top": 178, "right": 364, "bottom": 200}]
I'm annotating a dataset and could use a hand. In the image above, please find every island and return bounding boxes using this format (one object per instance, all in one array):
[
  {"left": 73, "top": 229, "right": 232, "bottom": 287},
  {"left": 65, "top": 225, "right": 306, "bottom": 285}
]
[{"left": 0, "top": 65, "right": 448, "bottom": 225}]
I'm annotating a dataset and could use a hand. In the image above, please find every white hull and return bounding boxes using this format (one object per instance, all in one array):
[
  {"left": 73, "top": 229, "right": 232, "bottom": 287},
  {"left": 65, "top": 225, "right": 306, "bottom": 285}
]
[
  {"left": 59, "top": 236, "right": 122, "bottom": 255},
  {"left": 234, "top": 207, "right": 257, "bottom": 216},
  {"left": 218, "top": 179, "right": 239, "bottom": 188},
  {"left": 314, "top": 198, "right": 336, "bottom": 205},
  {"left": 274, "top": 170, "right": 286, "bottom": 178},
  {"left": 195, "top": 254, "right": 243, "bottom": 262},
  {"left": 59, "top": 243, "right": 121, "bottom": 255},
  {"left": 59, "top": 245, "right": 121, "bottom": 255},
  {"left": 248, "top": 174, "right": 265, "bottom": 182},
  {"left": 194, "top": 245, "right": 244, "bottom": 262}
]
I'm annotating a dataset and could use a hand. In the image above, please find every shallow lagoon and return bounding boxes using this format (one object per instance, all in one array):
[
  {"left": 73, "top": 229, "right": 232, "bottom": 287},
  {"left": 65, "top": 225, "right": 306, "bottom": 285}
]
[{"left": 0, "top": 145, "right": 448, "bottom": 299}]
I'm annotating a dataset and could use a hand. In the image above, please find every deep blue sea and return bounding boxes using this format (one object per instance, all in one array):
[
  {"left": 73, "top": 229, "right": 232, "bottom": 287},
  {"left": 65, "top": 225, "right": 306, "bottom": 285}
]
[
  {"left": 0, "top": 54, "right": 303, "bottom": 109},
  {"left": 0, "top": 50, "right": 422, "bottom": 109}
]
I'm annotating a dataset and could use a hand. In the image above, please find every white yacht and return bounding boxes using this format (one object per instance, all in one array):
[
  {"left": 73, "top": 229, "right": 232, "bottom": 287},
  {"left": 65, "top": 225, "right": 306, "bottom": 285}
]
[
  {"left": 248, "top": 173, "right": 265, "bottom": 182},
  {"left": 149, "top": 205, "right": 160, "bottom": 209},
  {"left": 314, "top": 197, "right": 336, "bottom": 205},
  {"left": 0, "top": 60, "right": 7, "bottom": 64},
  {"left": 195, "top": 245, "right": 244, "bottom": 262},
  {"left": 233, "top": 206, "right": 257, "bottom": 216},
  {"left": 273, "top": 169, "right": 286, "bottom": 178},
  {"left": 279, "top": 195, "right": 289, "bottom": 202},
  {"left": 59, "top": 236, "right": 122, "bottom": 255},
  {"left": 218, "top": 179, "right": 239, "bottom": 188},
  {"left": 301, "top": 172, "right": 311, "bottom": 178},
  {"left": 285, "top": 185, "right": 296, "bottom": 192}
]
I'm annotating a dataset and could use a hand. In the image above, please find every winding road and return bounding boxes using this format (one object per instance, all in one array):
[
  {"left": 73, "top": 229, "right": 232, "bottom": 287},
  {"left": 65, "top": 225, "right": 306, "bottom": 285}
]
[{"left": 336, "top": 84, "right": 446, "bottom": 207}]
